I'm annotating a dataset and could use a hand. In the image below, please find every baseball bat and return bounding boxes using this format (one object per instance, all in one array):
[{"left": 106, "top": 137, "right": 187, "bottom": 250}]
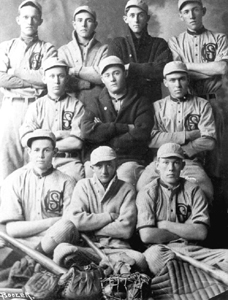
[
  {"left": 0, "top": 231, "right": 67, "bottom": 275},
  {"left": 81, "top": 233, "right": 110, "bottom": 262},
  {"left": 166, "top": 246, "right": 228, "bottom": 286}
]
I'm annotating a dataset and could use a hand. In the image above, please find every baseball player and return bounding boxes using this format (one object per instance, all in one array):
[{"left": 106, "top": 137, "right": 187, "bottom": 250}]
[
  {"left": 80, "top": 56, "right": 154, "bottom": 186},
  {"left": 136, "top": 143, "right": 228, "bottom": 275},
  {"left": 168, "top": 0, "right": 228, "bottom": 179},
  {"left": 50, "top": 146, "right": 148, "bottom": 272},
  {"left": 0, "top": 0, "right": 57, "bottom": 187},
  {"left": 137, "top": 61, "right": 216, "bottom": 203},
  {"left": 58, "top": 5, "right": 107, "bottom": 108},
  {"left": 20, "top": 57, "right": 85, "bottom": 181},
  {"left": 107, "top": 0, "right": 172, "bottom": 102},
  {"left": 0, "top": 129, "right": 76, "bottom": 254}
]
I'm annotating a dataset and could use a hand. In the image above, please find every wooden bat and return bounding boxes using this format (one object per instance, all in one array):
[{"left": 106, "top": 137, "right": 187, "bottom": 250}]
[
  {"left": 0, "top": 231, "right": 67, "bottom": 275},
  {"left": 165, "top": 246, "right": 228, "bottom": 286}
]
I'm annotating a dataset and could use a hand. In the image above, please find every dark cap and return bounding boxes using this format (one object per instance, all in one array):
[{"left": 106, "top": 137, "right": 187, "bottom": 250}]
[{"left": 27, "top": 129, "right": 56, "bottom": 148}]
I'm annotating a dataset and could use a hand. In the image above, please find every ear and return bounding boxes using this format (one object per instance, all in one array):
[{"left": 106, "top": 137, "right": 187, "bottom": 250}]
[
  {"left": 16, "top": 16, "right": 21, "bottom": 26},
  {"left": 179, "top": 12, "right": 184, "bottom": 22},
  {"left": 123, "top": 15, "right": 128, "bottom": 24},
  {"left": 38, "top": 18, "right": 43, "bottom": 26},
  {"left": 101, "top": 75, "right": 105, "bottom": 85},
  {"left": 163, "top": 78, "right": 168, "bottom": 88},
  {"left": 146, "top": 14, "right": 150, "bottom": 22},
  {"left": 181, "top": 160, "right": 186, "bottom": 170},
  {"left": 53, "top": 148, "right": 58, "bottom": 156},
  {"left": 94, "top": 21, "right": 98, "bottom": 30},
  {"left": 27, "top": 147, "right": 31, "bottom": 156},
  {"left": 202, "top": 7, "right": 206, "bottom": 16}
]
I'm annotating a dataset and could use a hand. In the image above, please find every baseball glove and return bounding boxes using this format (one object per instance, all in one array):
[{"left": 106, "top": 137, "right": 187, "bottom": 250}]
[
  {"left": 23, "top": 269, "right": 61, "bottom": 300},
  {"left": 58, "top": 263, "right": 104, "bottom": 300},
  {"left": 101, "top": 272, "right": 152, "bottom": 300}
]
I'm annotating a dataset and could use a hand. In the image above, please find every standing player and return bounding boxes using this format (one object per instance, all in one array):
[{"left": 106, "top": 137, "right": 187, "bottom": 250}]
[
  {"left": 0, "top": 0, "right": 56, "bottom": 186},
  {"left": 108, "top": 0, "right": 172, "bottom": 102},
  {"left": 58, "top": 5, "right": 107, "bottom": 108},
  {"left": 168, "top": 0, "right": 228, "bottom": 179},
  {"left": 0, "top": 129, "right": 76, "bottom": 251},
  {"left": 20, "top": 57, "right": 85, "bottom": 181}
]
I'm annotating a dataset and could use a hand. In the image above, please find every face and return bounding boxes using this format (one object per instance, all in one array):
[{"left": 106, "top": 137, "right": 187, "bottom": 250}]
[
  {"left": 43, "top": 67, "right": 68, "bottom": 98},
  {"left": 156, "top": 157, "right": 184, "bottom": 187},
  {"left": 91, "top": 160, "right": 117, "bottom": 184},
  {"left": 164, "top": 72, "right": 189, "bottom": 99},
  {"left": 101, "top": 66, "right": 126, "bottom": 95},
  {"left": 123, "top": 7, "right": 149, "bottom": 36},
  {"left": 73, "top": 12, "right": 97, "bottom": 40},
  {"left": 17, "top": 5, "right": 43, "bottom": 37},
  {"left": 28, "top": 139, "right": 57, "bottom": 172},
  {"left": 179, "top": 3, "right": 206, "bottom": 31}
]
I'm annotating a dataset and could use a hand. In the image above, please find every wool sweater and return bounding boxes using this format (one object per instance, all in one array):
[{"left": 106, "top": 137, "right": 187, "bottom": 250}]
[
  {"left": 81, "top": 86, "right": 154, "bottom": 162},
  {"left": 108, "top": 27, "right": 172, "bottom": 102}
]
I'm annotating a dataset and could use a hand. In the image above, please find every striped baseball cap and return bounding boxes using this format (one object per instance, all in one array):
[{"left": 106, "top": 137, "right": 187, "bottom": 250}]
[
  {"left": 19, "top": 0, "right": 42, "bottom": 15},
  {"left": 178, "top": 0, "right": 202, "bottom": 11}
]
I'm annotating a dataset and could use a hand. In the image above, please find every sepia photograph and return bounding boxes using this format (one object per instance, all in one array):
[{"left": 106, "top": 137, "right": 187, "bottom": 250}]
[{"left": 0, "top": 0, "right": 228, "bottom": 299}]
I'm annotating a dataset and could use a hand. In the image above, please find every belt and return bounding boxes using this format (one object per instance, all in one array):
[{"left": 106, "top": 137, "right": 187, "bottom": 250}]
[
  {"left": 56, "top": 152, "right": 79, "bottom": 158},
  {"left": 199, "top": 94, "right": 216, "bottom": 100},
  {"left": 5, "top": 97, "right": 36, "bottom": 105}
]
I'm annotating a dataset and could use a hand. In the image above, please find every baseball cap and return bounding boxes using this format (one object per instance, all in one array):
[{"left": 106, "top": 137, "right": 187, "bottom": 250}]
[
  {"left": 163, "top": 61, "right": 188, "bottom": 77},
  {"left": 157, "top": 143, "right": 185, "bottom": 159},
  {"left": 99, "top": 56, "right": 124, "bottom": 75},
  {"left": 73, "top": 5, "right": 96, "bottom": 21},
  {"left": 43, "top": 57, "right": 68, "bottom": 72},
  {"left": 125, "top": 0, "right": 148, "bottom": 14},
  {"left": 90, "top": 146, "right": 117, "bottom": 165},
  {"left": 27, "top": 129, "right": 56, "bottom": 148},
  {"left": 19, "top": 0, "right": 42, "bottom": 15},
  {"left": 178, "top": 0, "right": 202, "bottom": 11}
]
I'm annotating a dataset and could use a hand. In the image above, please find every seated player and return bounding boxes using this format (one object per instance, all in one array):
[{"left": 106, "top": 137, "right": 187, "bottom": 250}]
[
  {"left": 137, "top": 61, "right": 216, "bottom": 203},
  {"left": 136, "top": 143, "right": 228, "bottom": 275},
  {"left": 0, "top": 130, "right": 76, "bottom": 265}
]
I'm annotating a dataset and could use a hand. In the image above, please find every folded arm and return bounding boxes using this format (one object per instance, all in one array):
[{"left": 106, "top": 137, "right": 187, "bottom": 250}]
[{"left": 6, "top": 217, "right": 61, "bottom": 238}]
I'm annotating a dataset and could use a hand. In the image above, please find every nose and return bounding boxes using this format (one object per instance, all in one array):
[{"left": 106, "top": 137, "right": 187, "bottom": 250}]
[
  {"left": 54, "top": 75, "right": 60, "bottom": 84},
  {"left": 189, "top": 10, "right": 195, "bottom": 18},
  {"left": 82, "top": 19, "right": 87, "bottom": 27},
  {"left": 39, "top": 150, "right": 45, "bottom": 158},
  {"left": 110, "top": 74, "right": 115, "bottom": 82},
  {"left": 175, "top": 79, "right": 181, "bottom": 88},
  {"left": 168, "top": 162, "right": 174, "bottom": 171},
  {"left": 101, "top": 165, "right": 108, "bottom": 174}
]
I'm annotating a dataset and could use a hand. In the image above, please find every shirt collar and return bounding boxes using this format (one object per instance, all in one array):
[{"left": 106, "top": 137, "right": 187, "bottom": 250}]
[
  {"left": 32, "top": 166, "right": 54, "bottom": 178},
  {"left": 47, "top": 93, "right": 67, "bottom": 102},
  {"left": 93, "top": 174, "right": 118, "bottom": 191},
  {"left": 110, "top": 89, "right": 128, "bottom": 102},
  {"left": 187, "top": 26, "right": 206, "bottom": 36},
  {"left": 170, "top": 94, "right": 190, "bottom": 102},
  {"left": 159, "top": 178, "right": 181, "bottom": 192},
  {"left": 20, "top": 33, "right": 39, "bottom": 45}
]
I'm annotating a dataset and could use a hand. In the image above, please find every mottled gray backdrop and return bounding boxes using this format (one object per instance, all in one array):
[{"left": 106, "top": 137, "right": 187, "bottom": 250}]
[{"left": 1, "top": 0, "right": 228, "bottom": 185}]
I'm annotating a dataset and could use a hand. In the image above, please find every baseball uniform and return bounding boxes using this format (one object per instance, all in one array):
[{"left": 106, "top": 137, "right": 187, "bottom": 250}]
[
  {"left": 0, "top": 163, "right": 76, "bottom": 249},
  {"left": 20, "top": 93, "right": 85, "bottom": 181},
  {"left": 136, "top": 177, "right": 228, "bottom": 275},
  {"left": 137, "top": 94, "right": 216, "bottom": 203},
  {"left": 169, "top": 27, "right": 228, "bottom": 176},
  {"left": 0, "top": 36, "right": 56, "bottom": 186},
  {"left": 58, "top": 31, "right": 107, "bottom": 108}
]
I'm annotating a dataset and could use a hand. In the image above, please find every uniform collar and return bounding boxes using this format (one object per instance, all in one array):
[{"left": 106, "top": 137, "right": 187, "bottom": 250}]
[
  {"left": 159, "top": 178, "right": 181, "bottom": 192},
  {"left": 47, "top": 93, "right": 68, "bottom": 102},
  {"left": 33, "top": 166, "right": 54, "bottom": 178},
  {"left": 20, "top": 33, "right": 39, "bottom": 45},
  {"left": 187, "top": 26, "right": 206, "bottom": 36},
  {"left": 170, "top": 94, "right": 190, "bottom": 102}
]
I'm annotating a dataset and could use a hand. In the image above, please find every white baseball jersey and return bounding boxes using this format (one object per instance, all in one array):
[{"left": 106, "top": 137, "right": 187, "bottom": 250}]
[
  {"left": 169, "top": 28, "right": 228, "bottom": 95},
  {"left": 0, "top": 163, "right": 76, "bottom": 247},
  {"left": 20, "top": 93, "right": 84, "bottom": 141}
]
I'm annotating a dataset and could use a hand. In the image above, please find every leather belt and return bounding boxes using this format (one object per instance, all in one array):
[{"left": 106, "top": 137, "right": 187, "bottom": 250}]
[
  {"left": 56, "top": 152, "right": 79, "bottom": 158},
  {"left": 199, "top": 94, "right": 216, "bottom": 100}
]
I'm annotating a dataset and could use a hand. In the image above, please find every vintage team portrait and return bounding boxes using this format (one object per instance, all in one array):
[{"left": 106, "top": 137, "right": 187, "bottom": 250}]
[{"left": 0, "top": 0, "right": 228, "bottom": 299}]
